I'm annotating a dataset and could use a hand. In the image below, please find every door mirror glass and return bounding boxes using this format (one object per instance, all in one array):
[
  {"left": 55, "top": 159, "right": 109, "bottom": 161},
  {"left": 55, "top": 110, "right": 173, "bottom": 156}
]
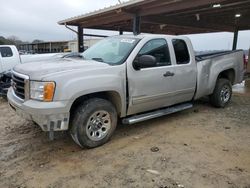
[{"left": 133, "top": 55, "right": 157, "bottom": 70}]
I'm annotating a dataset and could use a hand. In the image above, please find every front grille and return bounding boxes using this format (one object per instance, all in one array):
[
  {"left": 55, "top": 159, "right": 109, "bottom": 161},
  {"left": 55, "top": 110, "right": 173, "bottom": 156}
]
[{"left": 12, "top": 73, "right": 25, "bottom": 100}]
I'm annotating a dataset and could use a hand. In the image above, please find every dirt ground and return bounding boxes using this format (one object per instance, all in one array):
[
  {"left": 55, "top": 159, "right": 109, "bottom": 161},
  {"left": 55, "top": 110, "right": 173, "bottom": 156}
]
[{"left": 0, "top": 80, "right": 250, "bottom": 188}]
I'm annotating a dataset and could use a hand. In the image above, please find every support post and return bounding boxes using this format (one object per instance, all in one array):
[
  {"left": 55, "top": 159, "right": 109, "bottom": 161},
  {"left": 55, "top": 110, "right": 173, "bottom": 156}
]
[
  {"left": 232, "top": 27, "right": 239, "bottom": 50},
  {"left": 49, "top": 42, "right": 52, "bottom": 53},
  {"left": 133, "top": 14, "right": 141, "bottom": 35},
  {"left": 77, "top": 26, "right": 84, "bottom": 52},
  {"left": 119, "top": 29, "right": 123, "bottom": 35}
]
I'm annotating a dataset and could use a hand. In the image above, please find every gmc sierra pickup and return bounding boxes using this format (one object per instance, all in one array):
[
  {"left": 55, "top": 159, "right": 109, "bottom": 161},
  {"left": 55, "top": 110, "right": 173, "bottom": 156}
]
[{"left": 7, "top": 34, "right": 245, "bottom": 148}]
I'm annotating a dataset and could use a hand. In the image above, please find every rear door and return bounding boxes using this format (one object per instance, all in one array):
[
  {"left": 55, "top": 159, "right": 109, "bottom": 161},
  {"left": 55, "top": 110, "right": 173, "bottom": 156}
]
[{"left": 169, "top": 38, "right": 197, "bottom": 104}]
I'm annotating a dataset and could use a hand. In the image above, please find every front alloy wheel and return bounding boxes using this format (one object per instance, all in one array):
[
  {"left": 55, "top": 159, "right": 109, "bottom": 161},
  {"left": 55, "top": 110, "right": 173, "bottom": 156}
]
[
  {"left": 70, "top": 98, "right": 117, "bottom": 148},
  {"left": 86, "top": 110, "right": 112, "bottom": 142}
]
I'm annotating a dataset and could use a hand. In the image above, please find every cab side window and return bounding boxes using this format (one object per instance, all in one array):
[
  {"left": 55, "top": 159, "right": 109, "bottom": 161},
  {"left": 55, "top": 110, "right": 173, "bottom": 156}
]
[
  {"left": 0, "top": 47, "right": 13, "bottom": 58},
  {"left": 172, "top": 39, "right": 190, "bottom": 65},
  {"left": 138, "top": 39, "right": 171, "bottom": 67}
]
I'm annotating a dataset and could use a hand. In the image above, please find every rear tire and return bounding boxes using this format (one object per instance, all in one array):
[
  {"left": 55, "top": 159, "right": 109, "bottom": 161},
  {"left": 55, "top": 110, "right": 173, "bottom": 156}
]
[
  {"left": 210, "top": 78, "right": 232, "bottom": 108},
  {"left": 70, "top": 98, "right": 117, "bottom": 148}
]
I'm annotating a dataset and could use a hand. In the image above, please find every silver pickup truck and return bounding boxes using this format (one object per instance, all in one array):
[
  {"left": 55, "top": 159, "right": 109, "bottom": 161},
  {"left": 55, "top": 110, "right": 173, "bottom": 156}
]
[{"left": 7, "top": 34, "right": 245, "bottom": 148}]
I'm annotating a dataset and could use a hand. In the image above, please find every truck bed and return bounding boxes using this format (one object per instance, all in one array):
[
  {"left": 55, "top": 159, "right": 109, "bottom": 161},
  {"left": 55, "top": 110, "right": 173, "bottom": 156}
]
[
  {"left": 195, "top": 50, "right": 243, "bottom": 62},
  {"left": 194, "top": 50, "right": 244, "bottom": 100}
]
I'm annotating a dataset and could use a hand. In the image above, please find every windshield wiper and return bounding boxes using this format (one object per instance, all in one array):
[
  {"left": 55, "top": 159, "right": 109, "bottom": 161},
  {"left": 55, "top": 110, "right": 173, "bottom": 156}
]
[{"left": 92, "top": 57, "right": 104, "bottom": 62}]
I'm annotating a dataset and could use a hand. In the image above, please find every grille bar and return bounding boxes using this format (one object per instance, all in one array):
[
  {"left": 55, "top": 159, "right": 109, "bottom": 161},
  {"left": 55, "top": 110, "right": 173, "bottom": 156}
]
[
  {"left": 12, "top": 71, "right": 29, "bottom": 100},
  {"left": 12, "top": 76, "right": 25, "bottom": 83}
]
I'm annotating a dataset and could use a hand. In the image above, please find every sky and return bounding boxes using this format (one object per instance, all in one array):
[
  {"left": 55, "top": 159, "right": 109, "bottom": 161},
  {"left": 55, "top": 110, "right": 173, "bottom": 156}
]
[{"left": 0, "top": 0, "right": 250, "bottom": 51}]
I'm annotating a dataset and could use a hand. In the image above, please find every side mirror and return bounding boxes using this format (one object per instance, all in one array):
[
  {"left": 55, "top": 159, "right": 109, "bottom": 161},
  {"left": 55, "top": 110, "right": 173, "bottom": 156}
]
[{"left": 133, "top": 55, "right": 157, "bottom": 70}]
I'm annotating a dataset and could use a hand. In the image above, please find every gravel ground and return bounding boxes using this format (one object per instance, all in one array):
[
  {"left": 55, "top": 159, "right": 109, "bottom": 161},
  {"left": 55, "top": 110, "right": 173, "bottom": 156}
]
[{"left": 0, "top": 82, "right": 250, "bottom": 188}]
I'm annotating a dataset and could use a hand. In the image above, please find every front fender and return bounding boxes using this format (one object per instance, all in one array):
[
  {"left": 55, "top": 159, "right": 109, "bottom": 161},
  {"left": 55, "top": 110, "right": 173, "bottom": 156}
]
[{"left": 47, "top": 66, "right": 127, "bottom": 117}]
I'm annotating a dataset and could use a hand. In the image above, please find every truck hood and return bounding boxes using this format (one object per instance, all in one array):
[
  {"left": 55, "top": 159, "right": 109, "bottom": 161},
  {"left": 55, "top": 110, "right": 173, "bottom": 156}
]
[{"left": 13, "top": 58, "right": 110, "bottom": 79}]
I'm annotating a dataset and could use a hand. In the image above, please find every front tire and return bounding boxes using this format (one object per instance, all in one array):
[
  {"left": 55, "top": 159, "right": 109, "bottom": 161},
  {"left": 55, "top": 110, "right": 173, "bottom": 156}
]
[
  {"left": 210, "top": 78, "right": 232, "bottom": 108},
  {"left": 70, "top": 98, "right": 117, "bottom": 148}
]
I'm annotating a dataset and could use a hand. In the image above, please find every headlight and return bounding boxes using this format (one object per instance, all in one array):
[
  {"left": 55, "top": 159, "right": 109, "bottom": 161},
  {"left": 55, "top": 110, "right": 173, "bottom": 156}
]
[{"left": 30, "top": 81, "right": 55, "bottom": 102}]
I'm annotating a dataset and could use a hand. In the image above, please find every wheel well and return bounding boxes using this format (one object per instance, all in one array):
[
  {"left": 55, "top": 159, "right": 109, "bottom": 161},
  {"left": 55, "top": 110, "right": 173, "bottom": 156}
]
[
  {"left": 218, "top": 69, "right": 235, "bottom": 84},
  {"left": 70, "top": 91, "right": 122, "bottom": 118}
]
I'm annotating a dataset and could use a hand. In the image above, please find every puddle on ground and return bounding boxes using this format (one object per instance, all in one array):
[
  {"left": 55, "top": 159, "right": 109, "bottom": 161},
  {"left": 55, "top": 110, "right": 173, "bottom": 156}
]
[{"left": 233, "top": 79, "right": 250, "bottom": 96}]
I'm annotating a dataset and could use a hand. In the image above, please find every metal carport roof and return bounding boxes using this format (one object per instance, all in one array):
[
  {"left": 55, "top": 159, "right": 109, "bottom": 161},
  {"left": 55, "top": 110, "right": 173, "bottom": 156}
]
[
  {"left": 58, "top": 0, "right": 250, "bottom": 34},
  {"left": 58, "top": 0, "right": 250, "bottom": 52}
]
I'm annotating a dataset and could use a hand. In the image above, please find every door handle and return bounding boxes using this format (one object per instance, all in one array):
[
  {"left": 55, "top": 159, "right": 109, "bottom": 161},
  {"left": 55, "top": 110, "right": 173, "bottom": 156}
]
[{"left": 163, "top": 71, "right": 175, "bottom": 77}]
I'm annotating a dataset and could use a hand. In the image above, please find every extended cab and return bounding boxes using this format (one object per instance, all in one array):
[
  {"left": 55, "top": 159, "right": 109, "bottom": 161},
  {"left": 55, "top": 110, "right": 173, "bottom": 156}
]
[{"left": 7, "top": 34, "right": 245, "bottom": 148}]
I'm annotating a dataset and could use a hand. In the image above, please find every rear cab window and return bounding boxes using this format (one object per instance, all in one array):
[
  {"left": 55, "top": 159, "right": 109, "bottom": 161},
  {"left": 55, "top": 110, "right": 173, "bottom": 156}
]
[
  {"left": 172, "top": 39, "right": 190, "bottom": 65},
  {"left": 0, "top": 47, "right": 13, "bottom": 58}
]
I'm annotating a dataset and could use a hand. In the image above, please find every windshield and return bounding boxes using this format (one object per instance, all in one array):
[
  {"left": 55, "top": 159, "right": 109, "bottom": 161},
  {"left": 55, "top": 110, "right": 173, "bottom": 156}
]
[{"left": 82, "top": 37, "right": 140, "bottom": 65}]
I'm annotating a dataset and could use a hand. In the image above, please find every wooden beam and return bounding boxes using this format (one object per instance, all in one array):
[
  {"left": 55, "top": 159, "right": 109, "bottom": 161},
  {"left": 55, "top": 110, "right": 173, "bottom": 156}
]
[
  {"left": 157, "top": 0, "right": 250, "bottom": 18},
  {"left": 139, "top": 0, "right": 229, "bottom": 16},
  {"left": 78, "top": 13, "right": 131, "bottom": 28},
  {"left": 142, "top": 16, "right": 233, "bottom": 32},
  {"left": 140, "top": 23, "right": 216, "bottom": 34}
]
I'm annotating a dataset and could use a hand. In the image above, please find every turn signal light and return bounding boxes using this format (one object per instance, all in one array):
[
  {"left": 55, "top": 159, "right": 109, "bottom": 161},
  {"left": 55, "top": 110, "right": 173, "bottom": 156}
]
[{"left": 44, "top": 82, "right": 55, "bottom": 102}]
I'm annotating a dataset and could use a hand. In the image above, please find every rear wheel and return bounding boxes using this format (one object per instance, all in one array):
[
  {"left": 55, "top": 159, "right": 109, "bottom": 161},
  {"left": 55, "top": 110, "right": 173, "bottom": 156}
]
[
  {"left": 70, "top": 98, "right": 117, "bottom": 148},
  {"left": 210, "top": 78, "right": 232, "bottom": 108}
]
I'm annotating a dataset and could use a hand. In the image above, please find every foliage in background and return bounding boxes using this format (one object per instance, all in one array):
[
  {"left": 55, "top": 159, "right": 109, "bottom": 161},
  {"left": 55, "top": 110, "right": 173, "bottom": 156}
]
[{"left": 0, "top": 36, "right": 28, "bottom": 46}]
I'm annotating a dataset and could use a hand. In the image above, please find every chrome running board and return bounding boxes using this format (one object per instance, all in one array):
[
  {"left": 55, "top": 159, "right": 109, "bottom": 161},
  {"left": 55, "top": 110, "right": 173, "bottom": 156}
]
[{"left": 122, "top": 103, "right": 193, "bottom": 125}]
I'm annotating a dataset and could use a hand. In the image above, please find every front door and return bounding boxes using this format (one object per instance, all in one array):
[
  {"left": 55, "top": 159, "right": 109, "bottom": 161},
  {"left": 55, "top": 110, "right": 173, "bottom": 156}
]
[{"left": 127, "top": 38, "right": 177, "bottom": 115}]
